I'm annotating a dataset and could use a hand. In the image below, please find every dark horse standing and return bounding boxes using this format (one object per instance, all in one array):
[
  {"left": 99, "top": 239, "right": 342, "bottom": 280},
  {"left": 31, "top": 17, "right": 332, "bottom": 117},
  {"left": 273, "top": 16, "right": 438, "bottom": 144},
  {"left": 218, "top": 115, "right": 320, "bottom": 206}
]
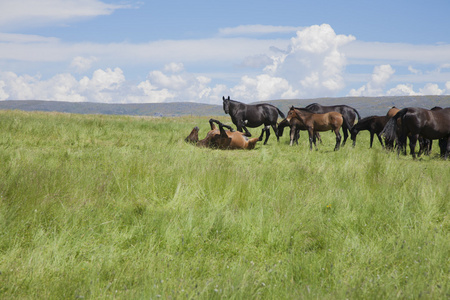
[
  {"left": 350, "top": 115, "right": 389, "bottom": 148},
  {"left": 305, "top": 103, "right": 361, "bottom": 146},
  {"left": 222, "top": 96, "right": 285, "bottom": 145},
  {"left": 381, "top": 107, "right": 450, "bottom": 159}
]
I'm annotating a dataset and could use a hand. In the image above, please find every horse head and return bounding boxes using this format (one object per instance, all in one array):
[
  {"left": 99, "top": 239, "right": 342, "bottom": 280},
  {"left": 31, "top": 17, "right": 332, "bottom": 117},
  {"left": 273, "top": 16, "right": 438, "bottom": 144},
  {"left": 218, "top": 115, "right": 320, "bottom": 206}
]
[
  {"left": 222, "top": 96, "right": 231, "bottom": 114},
  {"left": 286, "top": 106, "right": 298, "bottom": 122}
]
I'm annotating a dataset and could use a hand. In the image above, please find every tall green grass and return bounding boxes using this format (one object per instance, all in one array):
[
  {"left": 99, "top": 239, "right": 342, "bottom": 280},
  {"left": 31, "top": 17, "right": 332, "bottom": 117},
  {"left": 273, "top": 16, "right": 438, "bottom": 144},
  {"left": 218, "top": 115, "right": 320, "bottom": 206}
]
[{"left": 0, "top": 110, "right": 448, "bottom": 299}]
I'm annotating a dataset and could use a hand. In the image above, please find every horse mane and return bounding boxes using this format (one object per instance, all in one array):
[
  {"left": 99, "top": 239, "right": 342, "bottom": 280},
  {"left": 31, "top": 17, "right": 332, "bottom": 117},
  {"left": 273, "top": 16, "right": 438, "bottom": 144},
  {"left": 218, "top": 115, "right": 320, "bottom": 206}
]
[
  {"left": 305, "top": 103, "right": 320, "bottom": 108},
  {"left": 292, "top": 106, "right": 314, "bottom": 113},
  {"left": 359, "top": 115, "right": 378, "bottom": 121}
]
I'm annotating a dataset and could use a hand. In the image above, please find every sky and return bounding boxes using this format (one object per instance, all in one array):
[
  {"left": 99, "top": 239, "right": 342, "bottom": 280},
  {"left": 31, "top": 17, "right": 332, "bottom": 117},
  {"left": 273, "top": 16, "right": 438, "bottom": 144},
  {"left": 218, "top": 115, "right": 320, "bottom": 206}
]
[{"left": 1, "top": 0, "right": 450, "bottom": 104}]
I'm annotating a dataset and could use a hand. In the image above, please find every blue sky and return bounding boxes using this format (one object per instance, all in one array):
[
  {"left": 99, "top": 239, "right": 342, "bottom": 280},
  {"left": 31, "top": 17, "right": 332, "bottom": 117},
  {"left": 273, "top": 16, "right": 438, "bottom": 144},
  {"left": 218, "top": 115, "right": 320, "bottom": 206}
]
[{"left": 1, "top": 0, "right": 450, "bottom": 104}]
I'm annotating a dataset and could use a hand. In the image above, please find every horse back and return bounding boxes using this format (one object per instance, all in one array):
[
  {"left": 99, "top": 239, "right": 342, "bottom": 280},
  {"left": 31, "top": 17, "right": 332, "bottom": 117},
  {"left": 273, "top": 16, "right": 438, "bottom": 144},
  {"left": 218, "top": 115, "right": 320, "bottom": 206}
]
[
  {"left": 307, "top": 103, "right": 357, "bottom": 125},
  {"left": 243, "top": 104, "right": 279, "bottom": 126},
  {"left": 312, "top": 111, "right": 342, "bottom": 131},
  {"left": 403, "top": 107, "right": 450, "bottom": 139}
]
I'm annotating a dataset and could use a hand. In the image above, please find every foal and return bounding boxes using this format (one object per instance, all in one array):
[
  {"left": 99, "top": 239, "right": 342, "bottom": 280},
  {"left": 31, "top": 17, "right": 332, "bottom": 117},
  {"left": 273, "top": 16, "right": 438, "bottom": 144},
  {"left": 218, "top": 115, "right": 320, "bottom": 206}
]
[{"left": 286, "top": 106, "right": 346, "bottom": 151}]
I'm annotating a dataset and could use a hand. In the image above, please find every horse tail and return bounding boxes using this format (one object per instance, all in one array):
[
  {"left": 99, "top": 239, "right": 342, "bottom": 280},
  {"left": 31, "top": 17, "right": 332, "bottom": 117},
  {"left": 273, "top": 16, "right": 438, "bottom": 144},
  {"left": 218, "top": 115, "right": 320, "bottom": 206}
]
[
  {"left": 353, "top": 108, "right": 362, "bottom": 122},
  {"left": 342, "top": 115, "right": 353, "bottom": 131},
  {"left": 381, "top": 108, "right": 408, "bottom": 142},
  {"left": 276, "top": 107, "right": 285, "bottom": 119}
]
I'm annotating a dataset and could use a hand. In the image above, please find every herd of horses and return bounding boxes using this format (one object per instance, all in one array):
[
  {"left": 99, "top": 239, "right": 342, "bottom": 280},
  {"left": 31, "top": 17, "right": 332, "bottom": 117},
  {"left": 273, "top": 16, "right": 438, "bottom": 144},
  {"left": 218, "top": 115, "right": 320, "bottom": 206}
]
[{"left": 185, "top": 96, "right": 450, "bottom": 159}]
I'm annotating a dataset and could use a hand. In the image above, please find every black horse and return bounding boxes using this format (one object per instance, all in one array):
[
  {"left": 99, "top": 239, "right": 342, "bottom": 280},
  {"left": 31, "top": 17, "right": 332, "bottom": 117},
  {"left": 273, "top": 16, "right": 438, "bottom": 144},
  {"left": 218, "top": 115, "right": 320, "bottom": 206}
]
[
  {"left": 417, "top": 106, "right": 445, "bottom": 156},
  {"left": 381, "top": 107, "right": 450, "bottom": 159},
  {"left": 305, "top": 103, "right": 361, "bottom": 146},
  {"left": 350, "top": 115, "right": 388, "bottom": 148},
  {"left": 222, "top": 96, "right": 285, "bottom": 145}
]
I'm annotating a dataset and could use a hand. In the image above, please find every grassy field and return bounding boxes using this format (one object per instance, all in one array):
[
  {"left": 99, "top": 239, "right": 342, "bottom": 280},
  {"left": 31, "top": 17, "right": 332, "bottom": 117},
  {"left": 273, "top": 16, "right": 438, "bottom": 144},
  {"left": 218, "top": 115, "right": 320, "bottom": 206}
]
[{"left": 0, "top": 110, "right": 448, "bottom": 299}]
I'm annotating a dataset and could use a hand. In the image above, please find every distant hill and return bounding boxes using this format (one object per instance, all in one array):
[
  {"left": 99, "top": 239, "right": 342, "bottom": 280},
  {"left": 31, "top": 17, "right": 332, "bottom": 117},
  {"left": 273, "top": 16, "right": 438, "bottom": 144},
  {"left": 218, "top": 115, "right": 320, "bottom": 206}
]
[{"left": 1, "top": 96, "right": 449, "bottom": 118}]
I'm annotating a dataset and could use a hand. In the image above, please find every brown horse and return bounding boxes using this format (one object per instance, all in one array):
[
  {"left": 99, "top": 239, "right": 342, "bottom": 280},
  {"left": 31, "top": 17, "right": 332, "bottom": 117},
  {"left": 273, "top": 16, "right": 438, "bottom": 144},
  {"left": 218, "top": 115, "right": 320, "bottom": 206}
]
[
  {"left": 386, "top": 106, "right": 400, "bottom": 118},
  {"left": 278, "top": 118, "right": 322, "bottom": 146},
  {"left": 185, "top": 119, "right": 261, "bottom": 150},
  {"left": 381, "top": 107, "right": 450, "bottom": 159},
  {"left": 286, "top": 106, "right": 346, "bottom": 151}
]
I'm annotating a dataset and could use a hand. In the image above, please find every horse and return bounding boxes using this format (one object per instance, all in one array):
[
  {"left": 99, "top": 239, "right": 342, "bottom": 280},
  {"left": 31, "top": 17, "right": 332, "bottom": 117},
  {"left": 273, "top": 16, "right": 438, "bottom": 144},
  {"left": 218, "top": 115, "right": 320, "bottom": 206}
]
[
  {"left": 385, "top": 106, "right": 442, "bottom": 156},
  {"left": 185, "top": 119, "right": 261, "bottom": 150},
  {"left": 417, "top": 107, "right": 445, "bottom": 157},
  {"left": 305, "top": 103, "right": 361, "bottom": 146},
  {"left": 380, "top": 107, "right": 450, "bottom": 159},
  {"left": 222, "top": 96, "right": 285, "bottom": 145},
  {"left": 386, "top": 106, "right": 400, "bottom": 118},
  {"left": 286, "top": 106, "right": 348, "bottom": 151},
  {"left": 385, "top": 106, "right": 402, "bottom": 150},
  {"left": 278, "top": 118, "right": 322, "bottom": 146},
  {"left": 350, "top": 115, "right": 389, "bottom": 148}
]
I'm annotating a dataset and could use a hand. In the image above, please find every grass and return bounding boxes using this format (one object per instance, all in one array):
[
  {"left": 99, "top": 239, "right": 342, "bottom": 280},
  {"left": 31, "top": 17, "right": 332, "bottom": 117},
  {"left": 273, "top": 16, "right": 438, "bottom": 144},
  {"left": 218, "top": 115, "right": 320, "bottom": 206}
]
[{"left": 0, "top": 110, "right": 448, "bottom": 299}]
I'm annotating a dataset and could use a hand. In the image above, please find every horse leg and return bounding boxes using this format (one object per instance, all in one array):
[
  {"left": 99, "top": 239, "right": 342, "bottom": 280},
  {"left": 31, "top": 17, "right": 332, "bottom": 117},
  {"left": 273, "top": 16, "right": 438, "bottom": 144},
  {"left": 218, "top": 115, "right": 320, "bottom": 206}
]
[
  {"left": 263, "top": 126, "right": 271, "bottom": 145},
  {"left": 443, "top": 137, "right": 450, "bottom": 160},
  {"left": 409, "top": 134, "right": 419, "bottom": 159},
  {"left": 241, "top": 124, "right": 252, "bottom": 137},
  {"left": 308, "top": 128, "right": 315, "bottom": 150},
  {"left": 397, "top": 134, "right": 407, "bottom": 156},
  {"left": 271, "top": 124, "right": 280, "bottom": 142},
  {"left": 334, "top": 130, "right": 341, "bottom": 151},
  {"left": 289, "top": 126, "right": 296, "bottom": 146},
  {"left": 236, "top": 121, "right": 251, "bottom": 137},
  {"left": 208, "top": 118, "right": 219, "bottom": 130},
  {"left": 376, "top": 133, "right": 384, "bottom": 148},
  {"left": 370, "top": 132, "right": 374, "bottom": 148},
  {"left": 342, "top": 126, "right": 348, "bottom": 146},
  {"left": 426, "top": 139, "right": 432, "bottom": 155},
  {"left": 438, "top": 138, "right": 446, "bottom": 158},
  {"left": 258, "top": 128, "right": 265, "bottom": 141}
]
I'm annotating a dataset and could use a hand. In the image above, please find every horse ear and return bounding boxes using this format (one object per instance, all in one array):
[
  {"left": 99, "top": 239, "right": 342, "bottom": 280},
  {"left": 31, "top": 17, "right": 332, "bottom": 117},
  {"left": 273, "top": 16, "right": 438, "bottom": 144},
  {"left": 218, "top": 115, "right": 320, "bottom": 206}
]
[
  {"left": 223, "top": 96, "right": 225, "bottom": 101},
  {"left": 227, "top": 96, "right": 230, "bottom": 100}
]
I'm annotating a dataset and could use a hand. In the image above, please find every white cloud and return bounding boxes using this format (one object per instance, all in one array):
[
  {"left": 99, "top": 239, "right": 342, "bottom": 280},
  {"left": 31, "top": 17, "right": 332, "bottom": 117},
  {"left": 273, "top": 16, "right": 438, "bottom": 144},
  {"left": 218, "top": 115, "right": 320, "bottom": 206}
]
[
  {"left": 219, "top": 25, "right": 304, "bottom": 36},
  {"left": 70, "top": 56, "right": 97, "bottom": 73},
  {"left": 231, "top": 74, "right": 297, "bottom": 100},
  {"left": 261, "top": 24, "right": 355, "bottom": 98},
  {"left": 0, "top": 80, "right": 9, "bottom": 100},
  {"left": 348, "top": 64, "right": 395, "bottom": 96},
  {"left": 0, "top": 68, "right": 128, "bottom": 103},
  {"left": 419, "top": 83, "right": 443, "bottom": 95},
  {"left": 446, "top": 81, "right": 450, "bottom": 92},
  {"left": 164, "top": 62, "right": 184, "bottom": 73},
  {"left": 0, "top": 0, "right": 131, "bottom": 29},
  {"left": 137, "top": 81, "right": 175, "bottom": 103},
  {"left": 408, "top": 65, "right": 421, "bottom": 74},
  {"left": 386, "top": 84, "right": 418, "bottom": 96},
  {"left": 343, "top": 41, "right": 450, "bottom": 65},
  {"left": 0, "top": 32, "right": 59, "bottom": 43}
]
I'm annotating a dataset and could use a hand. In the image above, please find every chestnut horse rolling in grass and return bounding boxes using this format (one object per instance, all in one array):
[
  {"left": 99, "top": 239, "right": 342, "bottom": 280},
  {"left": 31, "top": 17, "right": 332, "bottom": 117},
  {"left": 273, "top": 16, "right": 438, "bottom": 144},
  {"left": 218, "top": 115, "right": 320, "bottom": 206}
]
[
  {"left": 185, "top": 119, "right": 261, "bottom": 150},
  {"left": 286, "top": 106, "right": 348, "bottom": 151}
]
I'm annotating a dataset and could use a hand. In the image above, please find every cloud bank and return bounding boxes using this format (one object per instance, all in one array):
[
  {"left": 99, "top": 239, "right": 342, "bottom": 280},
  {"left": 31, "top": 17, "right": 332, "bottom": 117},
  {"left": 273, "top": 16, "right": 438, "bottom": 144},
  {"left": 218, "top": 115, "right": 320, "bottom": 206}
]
[{"left": 1, "top": 23, "right": 450, "bottom": 104}]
